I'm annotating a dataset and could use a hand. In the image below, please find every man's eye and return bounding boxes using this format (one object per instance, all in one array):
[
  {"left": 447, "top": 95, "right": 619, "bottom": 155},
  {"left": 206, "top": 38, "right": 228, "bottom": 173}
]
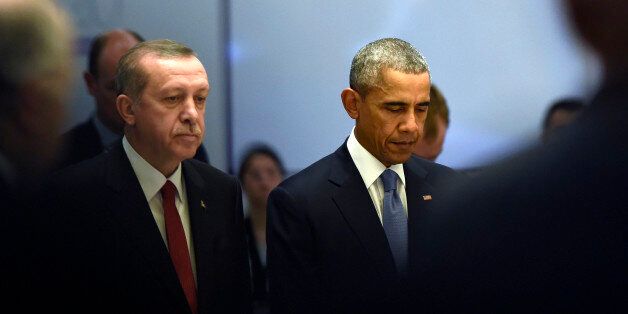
[{"left": 165, "top": 96, "right": 178, "bottom": 102}]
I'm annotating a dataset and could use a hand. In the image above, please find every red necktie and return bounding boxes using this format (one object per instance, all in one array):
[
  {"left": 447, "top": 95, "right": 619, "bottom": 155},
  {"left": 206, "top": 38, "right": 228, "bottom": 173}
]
[{"left": 161, "top": 180, "right": 198, "bottom": 314}]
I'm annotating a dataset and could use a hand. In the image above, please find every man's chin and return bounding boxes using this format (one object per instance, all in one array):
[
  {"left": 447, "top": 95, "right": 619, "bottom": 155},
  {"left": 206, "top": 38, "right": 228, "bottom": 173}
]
[
  {"left": 391, "top": 152, "right": 413, "bottom": 164},
  {"left": 173, "top": 146, "right": 199, "bottom": 161}
]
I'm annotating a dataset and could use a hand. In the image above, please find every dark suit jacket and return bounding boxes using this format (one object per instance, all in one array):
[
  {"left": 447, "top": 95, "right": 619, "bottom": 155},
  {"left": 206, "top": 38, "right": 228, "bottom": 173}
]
[
  {"left": 1, "top": 171, "right": 72, "bottom": 313},
  {"left": 413, "top": 75, "right": 628, "bottom": 312},
  {"left": 244, "top": 217, "right": 268, "bottom": 312},
  {"left": 58, "top": 119, "right": 209, "bottom": 169},
  {"left": 45, "top": 142, "right": 251, "bottom": 314},
  {"left": 267, "top": 142, "right": 462, "bottom": 313}
]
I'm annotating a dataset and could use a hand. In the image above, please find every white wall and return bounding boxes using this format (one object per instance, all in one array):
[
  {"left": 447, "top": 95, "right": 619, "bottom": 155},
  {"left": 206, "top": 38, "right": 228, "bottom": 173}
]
[
  {"left": 56, "top": 1, "right": 600, "bottom": 173},
  {"left": 57, "top": 0, "right": 229, "bottom": 171},
  {"left": 230, "top": 0, "right": 600, "bottom": 171}
]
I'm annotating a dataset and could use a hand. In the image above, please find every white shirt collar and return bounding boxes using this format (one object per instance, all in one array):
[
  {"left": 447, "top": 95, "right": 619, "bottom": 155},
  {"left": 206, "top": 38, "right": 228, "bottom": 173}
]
[
  {"left": 122, "top": 136, "right": 184, "bottom": 202},
  {"left": 347, "top": 126, "right": 406, "bottom": 188}
]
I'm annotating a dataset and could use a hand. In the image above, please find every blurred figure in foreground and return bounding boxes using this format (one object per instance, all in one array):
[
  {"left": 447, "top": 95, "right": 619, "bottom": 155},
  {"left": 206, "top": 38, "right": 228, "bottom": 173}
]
[
  {"left": 0, "top": 0, "right": 73, "bottom": 188},
  {"left": 0, "top": 0, "right": 73, "bottom": 310},
  {"left": 541, "top": 98, "right": 584, "bottom": 143},
  {"left": 413, "top": 84, "right": 449, "bottom": 161},
  {"left": 239, "top": 144, "right": 285, "bottom": 313},
  {"left": 414, "top": 0, "right": 628, "bottom": 311}
]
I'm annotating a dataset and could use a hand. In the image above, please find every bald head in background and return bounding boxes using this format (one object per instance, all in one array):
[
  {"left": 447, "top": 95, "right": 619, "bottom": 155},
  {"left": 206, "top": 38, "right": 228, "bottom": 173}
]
[
  {"left": 56, "top": 29, "right": 141, "bottom": 169},
  {"left": 85, "top": 29, "right": 144, "bottom": 133}
]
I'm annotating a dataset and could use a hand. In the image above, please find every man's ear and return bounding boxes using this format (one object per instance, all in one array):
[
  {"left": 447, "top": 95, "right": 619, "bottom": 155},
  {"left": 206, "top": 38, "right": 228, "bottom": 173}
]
[
  {"left": 116, "top": 94, "right": 136, "bottom": 126},
  {"left": 341, "top": 88, "right": 361, "bottom": 120},
  {"left": 83, "top": 71, "right": 97, "bottom": 96}
]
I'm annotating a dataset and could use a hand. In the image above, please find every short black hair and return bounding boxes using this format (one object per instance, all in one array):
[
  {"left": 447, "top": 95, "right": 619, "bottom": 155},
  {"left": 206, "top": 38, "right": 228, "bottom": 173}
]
[
  {"left": 87, "top": 29, "right": 144, "bottom": 77},
  {"left": 238, "top": 144, "right": 285, "bottom": 183}
]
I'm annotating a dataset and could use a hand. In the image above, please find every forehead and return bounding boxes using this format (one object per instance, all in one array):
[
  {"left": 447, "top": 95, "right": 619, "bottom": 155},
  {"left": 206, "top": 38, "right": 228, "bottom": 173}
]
[
  {"left": 139, "top": 54, "right": 208, "bottom": 87},
  {"left": 99, "top": 33, "right": 140, "bottom": 69},
  {"left": 367, "top": 68, "right": 430, "bottom": 99}
]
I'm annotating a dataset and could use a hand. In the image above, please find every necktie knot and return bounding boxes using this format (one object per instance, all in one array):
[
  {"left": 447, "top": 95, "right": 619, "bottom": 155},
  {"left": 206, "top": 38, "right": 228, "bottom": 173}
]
[
  {"left": 381, "top": 169, "right": 398, "bottom": 192},
  {"left": 161, "top": 180, "right": 177, "bottom": 200}
]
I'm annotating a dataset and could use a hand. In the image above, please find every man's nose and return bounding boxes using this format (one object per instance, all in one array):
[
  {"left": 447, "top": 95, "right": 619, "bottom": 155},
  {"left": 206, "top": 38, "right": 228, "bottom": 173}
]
[
  {"left": 180, "top": 97, "right": 199, "bottom": 122},
  {"left": 399, "top": 111, "right": 419, "bottom": 133}
]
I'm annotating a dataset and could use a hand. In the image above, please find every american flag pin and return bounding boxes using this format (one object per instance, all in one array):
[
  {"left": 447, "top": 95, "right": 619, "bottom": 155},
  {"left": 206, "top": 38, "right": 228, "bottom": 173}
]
[
  {"left": 422, "top": 195, "right": 432, "bottom": 201},
  {"left": 200, "top": 200, "right": 206, "bottom": 209}
]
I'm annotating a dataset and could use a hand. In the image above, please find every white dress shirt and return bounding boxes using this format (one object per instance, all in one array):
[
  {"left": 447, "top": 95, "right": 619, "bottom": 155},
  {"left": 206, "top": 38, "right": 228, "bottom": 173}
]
[
  {"left": 346, "top": 127, "right": 408, "bottom": 224},
  {"left": 122, "top": 136, "right": 197, "bottom": 281}
]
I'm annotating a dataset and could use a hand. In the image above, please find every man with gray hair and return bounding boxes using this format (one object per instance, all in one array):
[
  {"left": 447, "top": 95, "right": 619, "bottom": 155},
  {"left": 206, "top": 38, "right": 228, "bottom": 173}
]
[
  {"left": 47, "top": 39, "right": 251, "bottom": 314},
  {"left": 57, "top": 28, "right": 210, "bottom": 170},
  {"left": 267, "top": 38, "right": 461, "bottom": 313}
]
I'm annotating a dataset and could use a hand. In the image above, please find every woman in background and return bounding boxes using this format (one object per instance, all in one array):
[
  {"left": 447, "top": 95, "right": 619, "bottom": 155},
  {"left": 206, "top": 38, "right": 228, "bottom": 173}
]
[{"left": 238, "top": 145, "right": 285, "bottom": 313}]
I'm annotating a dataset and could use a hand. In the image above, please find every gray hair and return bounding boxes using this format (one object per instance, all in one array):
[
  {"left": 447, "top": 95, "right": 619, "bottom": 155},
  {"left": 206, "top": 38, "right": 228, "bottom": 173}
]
[
  {"left": 0, "top": 0, "right": 72, "bottom": 113},
  {"left": 115, "top": 39, "right": 197, "bottom": 100},
  {"left": 350, "top": 38, "right": 429, "bottom": 96}
]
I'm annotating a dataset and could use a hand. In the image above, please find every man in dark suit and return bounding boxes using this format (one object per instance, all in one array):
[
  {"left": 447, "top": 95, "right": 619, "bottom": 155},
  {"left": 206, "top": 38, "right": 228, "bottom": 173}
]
[
  {"left": 267, "top": 38, "right": 461, "bottom": 313},
  {"left": 413, "top": 0, "right": 628, "bottom": 312},
  {"left": 0, "top": 1, "right": 73, "bottom": 311},
  {"left": 46, "top": 40, "right": 250, "bottom": 314},
  {"left": 58, "top": 29, "right": 208, "bottom": 169}
]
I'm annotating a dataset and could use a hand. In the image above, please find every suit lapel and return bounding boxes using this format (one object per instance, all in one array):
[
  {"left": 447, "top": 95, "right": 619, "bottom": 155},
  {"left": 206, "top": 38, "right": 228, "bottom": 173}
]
[
  {"left": 404, "top": 158, "right": 436, "bottom": 274},
  {"left": 329, "top": 144, "right": 398, "bottom": 279},
  {"left": 183, "top": 161, "right": 222, "bottom": 313},
  {"left": 104, "top": 143, "right": 190, "bottom": 310}
]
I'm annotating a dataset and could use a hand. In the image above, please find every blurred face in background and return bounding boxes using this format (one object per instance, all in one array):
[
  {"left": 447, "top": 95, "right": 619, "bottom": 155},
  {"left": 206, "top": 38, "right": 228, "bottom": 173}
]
[
  {"left": 85, "top": 31, "right": 140, "bottom": 133},
  {"left": 413, "top": 115, "right": 447, "bottom": 161},
  {"left": 242, "top": 154, "right": 283, "bottom": 209}
]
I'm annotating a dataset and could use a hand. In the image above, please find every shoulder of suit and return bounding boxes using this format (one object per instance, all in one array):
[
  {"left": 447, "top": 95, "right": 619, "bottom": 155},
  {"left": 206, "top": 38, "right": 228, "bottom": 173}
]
[
  {"left": 406, "top": 155, "right": 463, "bottom": 180},
  {"left": 62, "top": 120, "right": 94, "bottom": 140},
  {"left": 277, "top": 150, "right": 338, "bottom": 192},
  {"left": 183, "top": 159, "right": 237, "bottom": 183}
]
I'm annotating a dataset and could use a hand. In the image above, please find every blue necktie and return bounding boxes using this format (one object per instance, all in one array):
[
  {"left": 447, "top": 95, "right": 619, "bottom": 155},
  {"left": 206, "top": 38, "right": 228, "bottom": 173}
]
[{"left": 380, "top": 169, "right": 408, "bottom": 275}]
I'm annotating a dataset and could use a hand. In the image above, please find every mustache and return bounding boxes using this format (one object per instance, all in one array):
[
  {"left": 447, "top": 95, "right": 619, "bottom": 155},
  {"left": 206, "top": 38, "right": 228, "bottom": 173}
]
[{"left": 174, "top": 124, "right": 202, "bottom": 136}]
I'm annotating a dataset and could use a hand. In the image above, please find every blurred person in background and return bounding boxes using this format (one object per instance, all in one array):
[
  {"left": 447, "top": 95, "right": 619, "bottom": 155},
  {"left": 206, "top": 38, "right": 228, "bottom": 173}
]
[
  {"left": 413, "top": 84, "right": 449, "bottom": 161},
  {"left": 238, "top": 144, "right": 285, "bottom": 314},
  {"left": 541, "top": 97, "right": 584, "bottom": 143}
]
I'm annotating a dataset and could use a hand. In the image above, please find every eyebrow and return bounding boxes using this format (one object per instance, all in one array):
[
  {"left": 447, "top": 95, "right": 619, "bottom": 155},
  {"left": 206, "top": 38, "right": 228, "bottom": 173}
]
[
  {"left": 383, "top": 101, "right": 407, "bottom": 107},
  {"left": 383, "top": 101, "right": 431, "bottom": 107}
]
